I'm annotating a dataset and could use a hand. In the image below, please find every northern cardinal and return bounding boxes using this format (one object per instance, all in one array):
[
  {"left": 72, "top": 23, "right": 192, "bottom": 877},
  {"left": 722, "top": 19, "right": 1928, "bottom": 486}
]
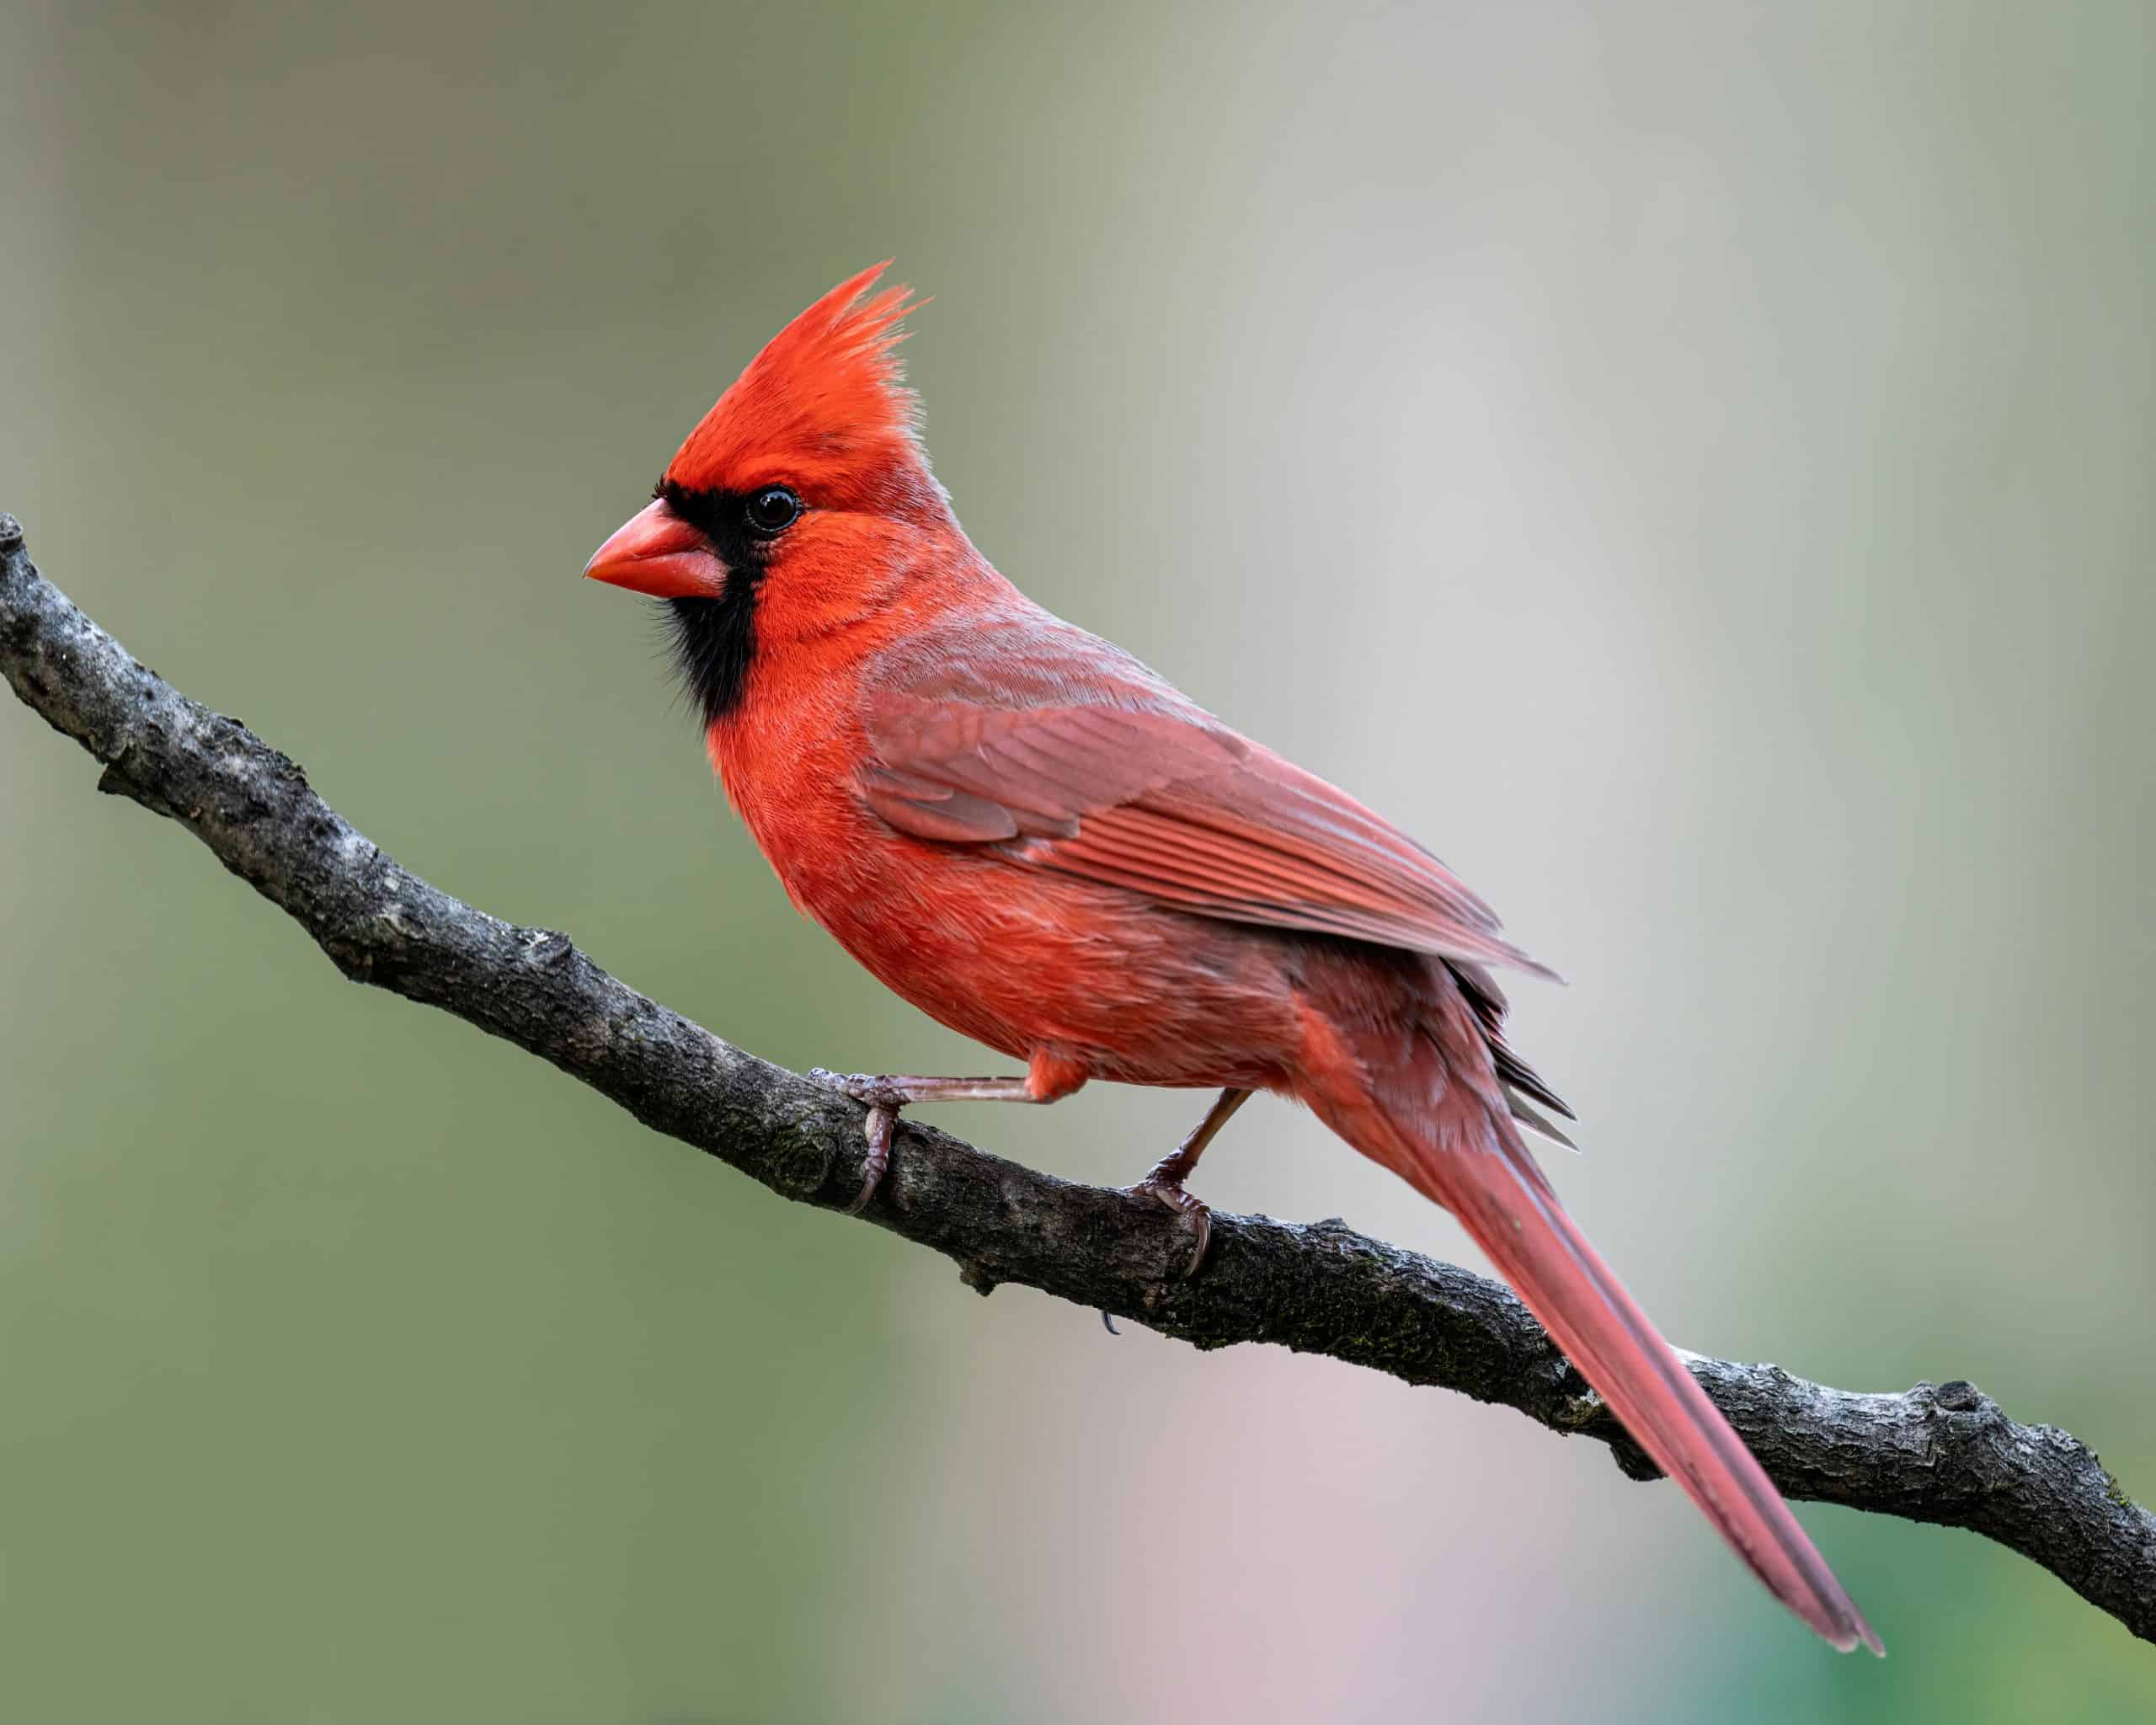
[{"left": 584, "top": 265, "right": 1880, "bottom": 1653}]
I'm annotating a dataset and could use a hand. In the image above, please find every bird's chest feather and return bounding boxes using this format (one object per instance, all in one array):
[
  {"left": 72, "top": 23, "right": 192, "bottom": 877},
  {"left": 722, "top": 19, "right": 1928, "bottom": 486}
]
[
  {"left": 708, "top": 682, "right": 879, "bottom": 912},
  {"left": 704, "top": 679, "right": 1287, "bottom": 1081},
  {"left": 707, "top": 682, "right": 986, "bottom": 984}
]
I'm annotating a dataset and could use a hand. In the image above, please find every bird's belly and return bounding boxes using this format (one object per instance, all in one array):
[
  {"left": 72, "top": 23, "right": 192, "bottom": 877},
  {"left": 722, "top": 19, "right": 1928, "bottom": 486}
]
[{"left": 791, "top": 842, "right": 1299, "bottom": 1091}]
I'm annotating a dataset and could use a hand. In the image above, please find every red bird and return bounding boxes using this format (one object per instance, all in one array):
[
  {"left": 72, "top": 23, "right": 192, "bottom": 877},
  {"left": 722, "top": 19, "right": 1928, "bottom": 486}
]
[{"left": 584, "top": 266, "right": 1881, "bottom": 1653}]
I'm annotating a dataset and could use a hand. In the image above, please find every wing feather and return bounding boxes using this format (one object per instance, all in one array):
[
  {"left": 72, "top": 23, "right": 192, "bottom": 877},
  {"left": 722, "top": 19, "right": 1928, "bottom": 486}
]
[{"left": 857, "top": 622, "right": 1557, "bottom": 980}]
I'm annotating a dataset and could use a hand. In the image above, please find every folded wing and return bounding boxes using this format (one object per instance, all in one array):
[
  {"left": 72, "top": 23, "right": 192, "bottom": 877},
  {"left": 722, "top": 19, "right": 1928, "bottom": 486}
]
[{"left": 856, "top": 622, "right": 1559, "bottom": 983}]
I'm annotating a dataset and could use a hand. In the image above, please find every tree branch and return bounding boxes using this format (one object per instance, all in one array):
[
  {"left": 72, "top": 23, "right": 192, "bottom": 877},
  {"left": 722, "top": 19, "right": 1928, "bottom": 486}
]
[{"left": 4, "top": 513, "right": 2151, "bottom": 1642}]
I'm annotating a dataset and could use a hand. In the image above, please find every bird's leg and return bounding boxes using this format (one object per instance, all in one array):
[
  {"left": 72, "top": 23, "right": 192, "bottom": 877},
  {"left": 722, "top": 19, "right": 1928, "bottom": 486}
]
[
  {"left": 812, "top": 1073, "right": 1034, "bottom": 1213},
  {"left": 1125, "top": 1086, "right": 1251, "bottom": 1279},
  {"left": 810, "top": 1056, "right": 1084, "bottom": 1215}
]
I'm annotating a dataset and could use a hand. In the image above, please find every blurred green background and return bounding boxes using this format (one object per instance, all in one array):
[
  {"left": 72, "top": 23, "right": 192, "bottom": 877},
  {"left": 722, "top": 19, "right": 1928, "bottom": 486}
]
[{"left": 3, "top": 2, "right": 2151, "bottom": 1719}]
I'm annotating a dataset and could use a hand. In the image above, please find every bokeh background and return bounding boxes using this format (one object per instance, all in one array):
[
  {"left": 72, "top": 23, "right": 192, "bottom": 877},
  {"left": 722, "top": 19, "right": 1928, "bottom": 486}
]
[{"left": 3, "top": 2, "right": 2151, "bottom": 1719}]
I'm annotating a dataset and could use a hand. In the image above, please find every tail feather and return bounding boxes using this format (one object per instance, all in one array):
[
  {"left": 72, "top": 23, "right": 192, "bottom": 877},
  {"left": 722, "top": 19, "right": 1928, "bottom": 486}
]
[{"left": 1396, "top": 1100, "right": 1881, "bottom": 1653}]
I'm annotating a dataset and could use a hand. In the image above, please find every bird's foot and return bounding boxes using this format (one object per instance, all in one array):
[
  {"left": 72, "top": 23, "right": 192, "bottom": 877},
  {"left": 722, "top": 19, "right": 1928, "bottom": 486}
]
[
  {"left": 1123, "top": 1170, "right": 1214, "bottom": 1280},
  {"left": 810, "top": 1069, "right": 913, "bottom": 1111},
  {"left": 809, "top": 1068, "right": 904, "bottom": 1214},
  {"left": 809, "top": 1069, "right": 1040, "bottom": 1214}
]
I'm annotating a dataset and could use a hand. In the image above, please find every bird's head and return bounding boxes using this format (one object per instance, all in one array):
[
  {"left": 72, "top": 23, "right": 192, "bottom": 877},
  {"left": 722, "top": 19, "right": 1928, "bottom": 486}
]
[{"left": 584, "top": 264, "right": 958, "bottom": 724}]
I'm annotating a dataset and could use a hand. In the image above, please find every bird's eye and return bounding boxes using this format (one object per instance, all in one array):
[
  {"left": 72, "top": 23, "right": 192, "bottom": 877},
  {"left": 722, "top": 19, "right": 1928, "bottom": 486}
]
[{"left": 746, "top": 487, "right": 802, "bottom": 535}]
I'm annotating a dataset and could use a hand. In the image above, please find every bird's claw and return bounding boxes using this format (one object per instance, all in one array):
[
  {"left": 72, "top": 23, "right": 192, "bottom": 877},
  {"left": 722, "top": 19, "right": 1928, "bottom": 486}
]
[
  {"left": 808, "top": 1067, "right": 910, "bottom": 1111},
  {"left": 1124, "top": 1174, "right": 1213, "bottom": 1279},
  {"left": 811, "top": 1068, "right": 903, "bottom": 1213},
  {"left": 846, "top": 1102, "right": 897, "bottom": 1215}
]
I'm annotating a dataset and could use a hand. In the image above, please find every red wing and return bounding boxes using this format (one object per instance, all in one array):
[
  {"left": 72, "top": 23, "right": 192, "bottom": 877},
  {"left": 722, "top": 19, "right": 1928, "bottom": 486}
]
[{"left": 858, "top": 647, "right": 1556, "bottom": 980}]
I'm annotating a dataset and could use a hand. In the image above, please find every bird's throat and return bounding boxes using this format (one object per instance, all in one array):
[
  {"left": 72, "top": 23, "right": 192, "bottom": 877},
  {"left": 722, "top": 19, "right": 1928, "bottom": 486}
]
[{"left": 664, "top": 577, "right": 760, "bottom": 728}]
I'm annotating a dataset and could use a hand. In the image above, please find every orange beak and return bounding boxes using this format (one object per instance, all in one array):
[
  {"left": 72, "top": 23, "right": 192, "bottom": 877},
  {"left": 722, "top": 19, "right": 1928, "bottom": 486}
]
[{"left": 582, "top": 499, "right": 727, "bottom": 600}]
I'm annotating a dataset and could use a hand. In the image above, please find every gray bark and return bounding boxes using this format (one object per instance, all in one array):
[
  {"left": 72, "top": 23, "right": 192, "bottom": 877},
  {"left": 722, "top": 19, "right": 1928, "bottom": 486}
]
[{"left": 4, "top": 513, "right": 2150, "bottom": 1644}]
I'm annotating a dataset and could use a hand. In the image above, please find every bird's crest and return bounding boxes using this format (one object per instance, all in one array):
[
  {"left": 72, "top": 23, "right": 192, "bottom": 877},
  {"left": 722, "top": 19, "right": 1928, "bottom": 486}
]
[{"left": 665, "top": 264, "right": 937, "bottom": 515}]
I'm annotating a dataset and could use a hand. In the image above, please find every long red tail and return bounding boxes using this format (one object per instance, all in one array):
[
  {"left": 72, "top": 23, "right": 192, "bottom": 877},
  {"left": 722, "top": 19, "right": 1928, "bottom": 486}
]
[{"left": 1335, "top": 1046, "right": 1881, "bottom": 1653}]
